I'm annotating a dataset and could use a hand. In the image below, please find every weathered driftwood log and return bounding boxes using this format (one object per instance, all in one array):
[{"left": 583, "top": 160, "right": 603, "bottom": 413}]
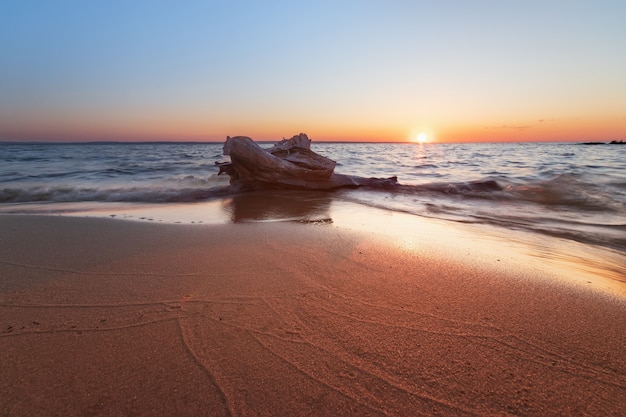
[{"left": 217, "top": 134, "right": 399, "bottom": 190}]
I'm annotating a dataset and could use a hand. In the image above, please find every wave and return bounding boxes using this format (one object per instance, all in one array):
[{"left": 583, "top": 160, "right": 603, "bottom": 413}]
[
  {"left": 3, "top": 174, "right": 622, "bottom": 214},
  {"left": 0, "top": 185, "right": 230, "bottom": 203},
  {"left": 337, "top": 174, "right": 626, "bottom": 252},
  {"left": 374, "top": 174, "right": 625, "bottom": 215},
  {"left": 0, "top": 175, "right": 231, "bottom": 203},
  {"left": 504, "top": 174, "right": 625, "bottom": 213}
]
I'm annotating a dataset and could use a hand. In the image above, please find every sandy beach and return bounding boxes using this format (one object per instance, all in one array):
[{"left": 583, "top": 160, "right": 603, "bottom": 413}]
[{"left": 1, "top": 213, "right": 625, "bottom": 416}]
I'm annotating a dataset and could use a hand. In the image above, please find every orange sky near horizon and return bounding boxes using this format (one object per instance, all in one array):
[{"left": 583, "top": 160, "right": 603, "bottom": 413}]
[
  {"left": 3, "top": 111, "right": 623, "bottom": 144},
  {"left": 1, "top": 2, "right": 625, "bottom": 144}
]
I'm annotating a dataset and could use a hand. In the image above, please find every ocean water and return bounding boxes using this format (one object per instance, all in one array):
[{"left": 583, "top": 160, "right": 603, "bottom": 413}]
[{"left": 1, "top": 141, "right": 625, "bottom": 286}]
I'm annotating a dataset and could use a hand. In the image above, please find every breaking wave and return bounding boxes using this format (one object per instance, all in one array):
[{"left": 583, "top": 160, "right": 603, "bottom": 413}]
[{"left": 0, "top": 175, "right": 231, "bottom": 203}]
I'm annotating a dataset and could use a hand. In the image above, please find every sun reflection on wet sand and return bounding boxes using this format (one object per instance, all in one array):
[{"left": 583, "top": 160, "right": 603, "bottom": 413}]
[{"left": 328, "top": 201, "right": 626, "bottom": 297}]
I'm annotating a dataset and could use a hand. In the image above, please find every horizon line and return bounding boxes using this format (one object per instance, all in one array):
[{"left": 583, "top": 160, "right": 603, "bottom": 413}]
[{"left": 1, "top": 138, "right": 623, "bottom": 145}]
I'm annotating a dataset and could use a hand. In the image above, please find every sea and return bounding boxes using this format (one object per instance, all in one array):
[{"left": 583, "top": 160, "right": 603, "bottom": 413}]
[{"left": 1, "top": 141, "right": 625, "bottom": 289}]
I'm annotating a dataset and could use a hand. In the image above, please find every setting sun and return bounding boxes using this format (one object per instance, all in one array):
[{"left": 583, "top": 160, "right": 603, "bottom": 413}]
[{"left": 415, "top": 132, "right": 429, "bottom": 144}]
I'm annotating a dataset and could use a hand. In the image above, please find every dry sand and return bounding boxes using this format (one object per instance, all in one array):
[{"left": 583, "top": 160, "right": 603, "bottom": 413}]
[{"left": 1, "top": 214, "right": 625, "bottom": 416}]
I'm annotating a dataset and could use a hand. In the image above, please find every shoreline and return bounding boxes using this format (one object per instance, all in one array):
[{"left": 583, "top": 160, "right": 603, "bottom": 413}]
[{"left": 1, "top": 213, "right": 625, "bottom": 416}]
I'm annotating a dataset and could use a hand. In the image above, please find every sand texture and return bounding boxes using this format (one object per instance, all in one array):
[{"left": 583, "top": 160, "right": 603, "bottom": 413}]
[{"left": 1, "top": 215, "right": 625, "bottom": 416}]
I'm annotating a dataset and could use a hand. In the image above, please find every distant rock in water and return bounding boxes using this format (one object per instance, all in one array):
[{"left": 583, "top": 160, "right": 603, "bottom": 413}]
[
  {"left": 216, "top": 133, "right": 399, "bottom": 190},
  {"left": 580, "top": 140, "right": 625, "bottom": 145}
]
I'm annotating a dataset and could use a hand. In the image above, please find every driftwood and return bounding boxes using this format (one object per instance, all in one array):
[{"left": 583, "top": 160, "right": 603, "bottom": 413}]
[{"left": 216, "top": 133, "right": 398, "bottom": 190}]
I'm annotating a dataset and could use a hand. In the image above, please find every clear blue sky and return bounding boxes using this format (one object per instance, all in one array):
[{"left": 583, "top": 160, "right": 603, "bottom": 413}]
[{"left": 1, "top": 0, "right": 625, "bottom": 142}]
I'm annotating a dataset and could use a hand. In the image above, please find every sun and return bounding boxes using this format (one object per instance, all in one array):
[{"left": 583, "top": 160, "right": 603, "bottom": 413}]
[
  {"left": 415, "top": 132, "right": 429, "bottom": 144},
  {"left": 408, "top": 128, "right": 435, "bottom": 144}
]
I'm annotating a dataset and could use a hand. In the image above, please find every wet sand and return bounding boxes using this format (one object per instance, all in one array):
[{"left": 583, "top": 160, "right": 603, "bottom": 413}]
[{"left": 1, "top": 214, "right": 625, "bottom": 416}]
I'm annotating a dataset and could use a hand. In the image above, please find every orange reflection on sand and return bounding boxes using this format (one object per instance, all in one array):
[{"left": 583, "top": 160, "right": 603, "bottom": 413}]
[{"left": 330, "top": 201, "right": 626, "bottom": 297}]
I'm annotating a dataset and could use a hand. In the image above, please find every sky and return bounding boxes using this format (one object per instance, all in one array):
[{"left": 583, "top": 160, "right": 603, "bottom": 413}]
[{"left": 1, "top": 1, "right": 625, "bottom": 143}]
